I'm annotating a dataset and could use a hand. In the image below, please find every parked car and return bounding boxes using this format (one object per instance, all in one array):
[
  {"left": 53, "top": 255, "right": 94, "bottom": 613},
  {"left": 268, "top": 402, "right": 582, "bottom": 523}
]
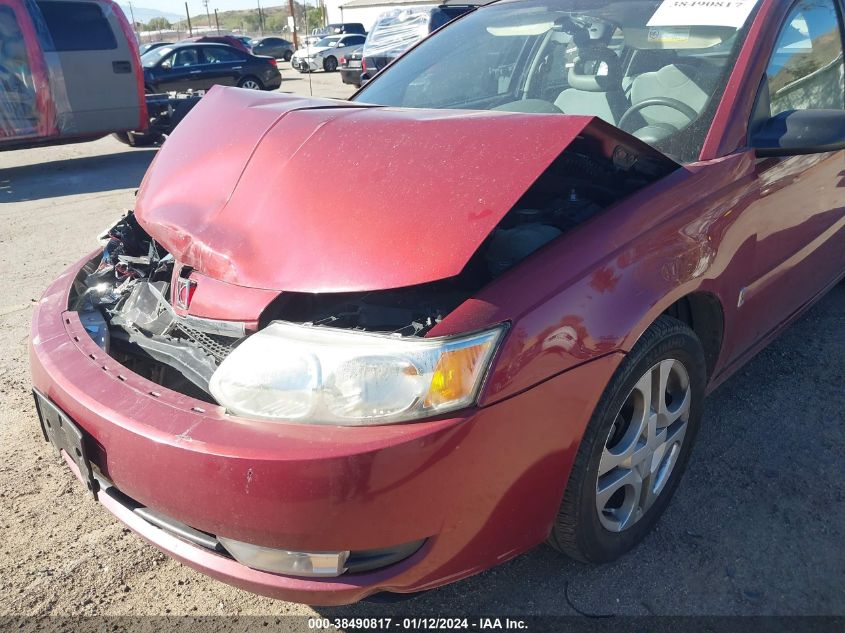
[
  {"left": 141, "top": 42, "right": 281, "bottom": 92},
  {"left": 139, "top": 41, "right": 172, "bottom": 56},
  {"left": 0, "top": 0, "right": 145, "bottom": 150},
  {"left": 339, "top": 47, "right": 363, "bottom": 87},
  {"left": 250, "top": 36, "right": 294, "bottom": 62},
  {"left": 291, "top": 34, "right": 366, "bottom": 72},
  {"left": 361, "top": 4, "right": 474, "bottom": 82},
  {"left": 322, "top": 22, "right": 366, "bottom": 35},
  {"left": 234, "top": 35, "right": 253, "bottom": 51},
  {"left": 181, "top": 34, "right": 251, "bottom": 54},
  {"left": 30, "top": 0, "right": 845, "bottom": 607}
]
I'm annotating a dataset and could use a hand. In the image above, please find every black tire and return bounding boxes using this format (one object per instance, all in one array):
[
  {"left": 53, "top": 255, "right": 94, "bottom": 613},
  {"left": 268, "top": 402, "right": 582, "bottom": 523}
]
[
  {"left": 237, "top": 76, "right": 264, "bottom": 90},
  {"left": 111, "top": 131, "right": 161, "bottom": 147},
  {"left": 548, "top": 315, "right": 707, "bottom": 563},
  {"left": 284, "top": 50, "right": 293, "bottom": 62},
  {"left": 323, "top": 56, "right": 338, "bottom": 72}
]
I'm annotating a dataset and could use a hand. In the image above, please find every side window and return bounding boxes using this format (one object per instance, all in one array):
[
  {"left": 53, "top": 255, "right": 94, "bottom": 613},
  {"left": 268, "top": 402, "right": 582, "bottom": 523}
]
[
  {"left": 766, "top": 0, "right": 845, "bottom": 115},
  {"left": 0, "top": 6, "right": 39, "bottom": 136},
  {"left": 204, "top": 47, "right": 242, "bottom": 63},
  {"left": 35, "top": 1, "right": 117, "bottom": 51},
  {"left": 172, "top": 48, "right": 200, "bottom": 67}
]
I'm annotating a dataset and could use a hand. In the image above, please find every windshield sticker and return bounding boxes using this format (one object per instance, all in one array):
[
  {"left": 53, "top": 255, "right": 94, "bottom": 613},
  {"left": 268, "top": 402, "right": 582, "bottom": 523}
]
[
  {"left": 647, "top": 26, "right": 691, "bottom": 43},
  {"left": 647, "top": 0, "right": 758, "bottom": 28}
]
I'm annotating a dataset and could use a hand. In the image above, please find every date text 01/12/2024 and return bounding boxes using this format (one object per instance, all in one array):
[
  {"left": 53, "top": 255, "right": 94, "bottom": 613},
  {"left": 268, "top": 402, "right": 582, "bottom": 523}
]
[{"left": 307, "top": 618, "right": 529, "bottom": 630}]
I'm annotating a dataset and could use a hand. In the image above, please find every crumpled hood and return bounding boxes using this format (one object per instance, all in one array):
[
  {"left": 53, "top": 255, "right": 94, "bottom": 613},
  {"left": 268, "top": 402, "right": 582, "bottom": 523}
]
[{"left": 135, "top": 86, "right": 674, "bottom": 292}]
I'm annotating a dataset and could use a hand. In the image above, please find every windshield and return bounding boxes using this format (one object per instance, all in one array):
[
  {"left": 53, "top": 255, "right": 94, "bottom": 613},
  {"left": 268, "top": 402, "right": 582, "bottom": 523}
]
[
  {"left": 316, "top": 36, "right": 342, "bottom": 48},
  {"left": 141, "top": 46, "right": 174, "bottom": 68},
  {"left": 355, "top": 0, "right": 762, "bottom": 162}
]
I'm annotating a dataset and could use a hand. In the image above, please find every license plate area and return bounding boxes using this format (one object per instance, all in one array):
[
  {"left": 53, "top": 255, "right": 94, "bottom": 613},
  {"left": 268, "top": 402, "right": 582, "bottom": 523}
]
[{"left": 33, "top": 389, "right": 99, "bottom": 499}]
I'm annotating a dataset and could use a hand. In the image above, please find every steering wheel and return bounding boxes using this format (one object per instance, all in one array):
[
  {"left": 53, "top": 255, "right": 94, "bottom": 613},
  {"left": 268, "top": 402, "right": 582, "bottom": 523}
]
[{"left": 618, "top": 97, "right": 699, "bottom": 131}]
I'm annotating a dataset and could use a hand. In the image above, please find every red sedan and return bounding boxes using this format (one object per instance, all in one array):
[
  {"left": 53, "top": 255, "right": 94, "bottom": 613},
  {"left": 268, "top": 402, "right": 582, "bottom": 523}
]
[{"left": 30, "top": 0, "right": 845, "bottom": 605}]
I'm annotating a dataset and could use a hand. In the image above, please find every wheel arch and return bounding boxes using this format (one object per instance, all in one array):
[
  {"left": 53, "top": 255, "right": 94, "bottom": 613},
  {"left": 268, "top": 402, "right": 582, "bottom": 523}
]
[
  {"left": 661, "top": 292, "right": 724, "bottom": 380},
  {"left": 625, "top": 290, "right": 725, "bottom": 382}
]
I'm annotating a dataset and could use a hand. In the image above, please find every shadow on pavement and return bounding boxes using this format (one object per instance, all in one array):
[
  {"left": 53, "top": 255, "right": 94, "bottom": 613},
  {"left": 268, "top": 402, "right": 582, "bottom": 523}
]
[{"left": 0, "top": 148, "right": 157, "bottom": 203}]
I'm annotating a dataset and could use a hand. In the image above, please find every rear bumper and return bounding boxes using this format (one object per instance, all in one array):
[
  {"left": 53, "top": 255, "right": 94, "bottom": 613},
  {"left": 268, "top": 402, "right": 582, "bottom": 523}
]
[
  {"left": 264, "top": 72, "right": 282, "bottom": 90},
  {"left": 340, "top": 68, "right": 362, "bottom": 86},
  {"left": 29, "top": 255, "right": 622, "bottom": 605}
]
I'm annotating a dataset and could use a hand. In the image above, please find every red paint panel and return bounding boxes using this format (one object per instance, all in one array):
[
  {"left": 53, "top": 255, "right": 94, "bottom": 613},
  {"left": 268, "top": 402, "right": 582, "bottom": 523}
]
[
  {"left": 30, "top": 260, "right": 622, "bottom": 603},
  {"left": 0, "top": 0, "right": 57, "bottom": 139},
  {"left": 136, "top": 88, "right": 646, "bottom": 292}
]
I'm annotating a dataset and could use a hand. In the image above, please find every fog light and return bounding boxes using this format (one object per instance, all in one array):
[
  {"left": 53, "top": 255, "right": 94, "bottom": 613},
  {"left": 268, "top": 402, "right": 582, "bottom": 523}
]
[{"left": 217, "top": 537, "right": 349, "bottom": 577}]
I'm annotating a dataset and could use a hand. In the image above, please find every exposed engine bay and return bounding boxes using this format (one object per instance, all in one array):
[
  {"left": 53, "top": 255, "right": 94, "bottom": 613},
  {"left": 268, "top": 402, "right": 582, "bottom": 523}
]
[{"left": 69, "top": 141, "right": 670, "bottom": 403}]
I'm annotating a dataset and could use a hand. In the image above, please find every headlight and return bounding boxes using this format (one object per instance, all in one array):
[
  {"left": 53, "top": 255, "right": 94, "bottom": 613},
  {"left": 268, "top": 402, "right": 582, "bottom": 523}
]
[{"left": 209, "top": 322, "right": 506, "bottom": 425}]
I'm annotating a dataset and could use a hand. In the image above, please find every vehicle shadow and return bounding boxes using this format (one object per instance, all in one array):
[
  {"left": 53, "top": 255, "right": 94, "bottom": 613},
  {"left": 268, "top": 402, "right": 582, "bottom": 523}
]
[{"left": 0, "top": 148, "right": 157, "bottom": 203}]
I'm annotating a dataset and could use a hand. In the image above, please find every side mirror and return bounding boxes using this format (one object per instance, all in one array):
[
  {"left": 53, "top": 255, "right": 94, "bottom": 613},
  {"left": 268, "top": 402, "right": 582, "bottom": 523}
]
[{"left": 752, "top": 109, "right": 845, "bottom": 157}]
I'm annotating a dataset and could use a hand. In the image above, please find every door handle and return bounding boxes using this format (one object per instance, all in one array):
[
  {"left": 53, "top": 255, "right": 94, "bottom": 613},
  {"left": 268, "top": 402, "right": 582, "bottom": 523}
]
[
  {"left": 190, "top": 70, "right": 202, "bottom": 74},
  {"left": 233, "top": 66, "right": 242, "bottom": 70}
]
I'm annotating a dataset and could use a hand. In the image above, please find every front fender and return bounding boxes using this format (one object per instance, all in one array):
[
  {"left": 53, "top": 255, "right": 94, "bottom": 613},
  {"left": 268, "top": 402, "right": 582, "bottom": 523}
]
[{"left": 433, "top": 152, "right": 758, "bottom": 406}]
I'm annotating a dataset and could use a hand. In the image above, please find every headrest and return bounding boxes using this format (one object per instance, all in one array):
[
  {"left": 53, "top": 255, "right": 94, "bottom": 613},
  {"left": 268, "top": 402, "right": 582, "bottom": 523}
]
[{"left": 568, "top": 47, "right": 623, "bottom": 92}]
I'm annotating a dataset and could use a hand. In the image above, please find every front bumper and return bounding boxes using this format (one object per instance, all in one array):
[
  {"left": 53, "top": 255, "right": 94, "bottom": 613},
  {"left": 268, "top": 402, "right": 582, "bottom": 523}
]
[
  {"left": 292, "top": 57, "right": 321, "bottom": 72},
  {"left": 30, "top": 255, "right": 622, "bottom": 605}
]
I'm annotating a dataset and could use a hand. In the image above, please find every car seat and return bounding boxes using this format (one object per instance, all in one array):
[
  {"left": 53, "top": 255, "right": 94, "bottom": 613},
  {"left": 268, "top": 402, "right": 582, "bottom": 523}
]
[{"left": 554, "top": 46, "right": 629, "bottom": 125}]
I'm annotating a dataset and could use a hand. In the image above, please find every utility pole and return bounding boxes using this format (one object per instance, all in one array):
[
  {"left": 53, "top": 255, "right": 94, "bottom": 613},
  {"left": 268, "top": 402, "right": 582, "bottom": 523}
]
[
  {"left": 127, "top": 0, "right": 139, "bottom": 43},
  {"left": 203, "top": 0, "right": 212, "bottom": 32},
  {"left": 214, "top": 9, "right": 221, "bottom": 35},
  {"left": 257, "top": 0, "right": 264, "bottom": 36},
  {"left": 287, "top": 0, "right": 298, "bottom": 47},
  {"left": 185, "top": 2, "right": 193, "bottom": 36}
]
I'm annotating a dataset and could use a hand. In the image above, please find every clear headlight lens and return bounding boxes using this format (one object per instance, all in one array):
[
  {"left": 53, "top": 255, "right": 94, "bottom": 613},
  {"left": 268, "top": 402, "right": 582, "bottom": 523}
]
[{"left": 209, "top": 321, "right": 506, "bottom": 425}]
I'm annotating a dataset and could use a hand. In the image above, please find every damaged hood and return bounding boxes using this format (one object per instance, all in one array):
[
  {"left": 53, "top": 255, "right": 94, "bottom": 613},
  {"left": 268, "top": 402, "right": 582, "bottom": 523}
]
[{"left": 136, "top": 86, "right": 676, "bottom": 292}]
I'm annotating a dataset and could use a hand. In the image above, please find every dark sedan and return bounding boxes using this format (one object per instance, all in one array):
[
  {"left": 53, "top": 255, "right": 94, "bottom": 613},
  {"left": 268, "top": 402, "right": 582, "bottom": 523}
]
[
  {"left": 339, "top": 47, "right": 363, "bottom": 87},
  {"left": 141, "top": 43, "right": 281, "bottom": 93},
  {"left": 251, "top": 36, "right": 295, "bottom": 62}
]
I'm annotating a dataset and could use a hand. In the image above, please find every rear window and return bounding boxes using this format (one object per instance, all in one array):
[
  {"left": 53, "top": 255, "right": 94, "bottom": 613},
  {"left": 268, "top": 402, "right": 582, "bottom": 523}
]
[{"left": 36, "top": 1, "right": 118, "bottom": 51}]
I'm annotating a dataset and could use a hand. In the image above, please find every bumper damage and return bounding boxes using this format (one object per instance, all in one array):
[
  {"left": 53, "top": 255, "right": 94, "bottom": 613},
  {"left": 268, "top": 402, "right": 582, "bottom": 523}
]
[{"left": 30, "top": 251, "right": 622, "bottom": 604}]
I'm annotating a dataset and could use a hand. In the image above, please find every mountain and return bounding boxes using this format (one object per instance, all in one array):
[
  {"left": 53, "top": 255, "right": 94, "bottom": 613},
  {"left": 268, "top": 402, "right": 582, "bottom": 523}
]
[{"left": 116, "top": 4, "right": 183, "bottom": 25}]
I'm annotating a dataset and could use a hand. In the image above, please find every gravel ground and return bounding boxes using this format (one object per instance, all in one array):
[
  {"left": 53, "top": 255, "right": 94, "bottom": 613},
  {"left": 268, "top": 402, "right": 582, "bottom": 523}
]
[{"left": 1, "top": 67, "right": 843, "bottom": 622}]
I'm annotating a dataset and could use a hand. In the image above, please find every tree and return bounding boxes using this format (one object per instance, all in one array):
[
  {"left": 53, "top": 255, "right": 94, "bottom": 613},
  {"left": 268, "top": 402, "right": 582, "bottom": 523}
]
[
  {"left": 305, "top": 6, "right": 323, "bottom": 32},
  {"left": 145, "top": 17, "right": 171, "bottom": 32}
]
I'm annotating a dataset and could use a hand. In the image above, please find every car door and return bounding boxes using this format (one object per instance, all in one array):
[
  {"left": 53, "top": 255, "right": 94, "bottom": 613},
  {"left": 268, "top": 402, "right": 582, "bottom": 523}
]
[
  {"left": 34, "top": 0, "right": 141, "bottom": 135},
  {"left": 197, "top": 45, "right": 246, "bottom": 88},
  {"left": 337, "top": 35, "right": 366, "bottom": 58},
  {"left": 255, "top": 38, "right": 280, "bottom": 58},
  {"left": 730, "top": 0, "right": 845, "bottom": 351},
  {"left": 156, "top": 46, "right": 205, "bottom": 91}
]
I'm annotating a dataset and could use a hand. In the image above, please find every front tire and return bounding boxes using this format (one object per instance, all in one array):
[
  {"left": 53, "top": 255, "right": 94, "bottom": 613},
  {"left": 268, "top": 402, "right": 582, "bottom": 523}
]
[
  {"left": 323, "top": 56, "right": 338, "bottom": 72},
  {"left": 548, "top": 315, "right": 707, "bottom": 563}
]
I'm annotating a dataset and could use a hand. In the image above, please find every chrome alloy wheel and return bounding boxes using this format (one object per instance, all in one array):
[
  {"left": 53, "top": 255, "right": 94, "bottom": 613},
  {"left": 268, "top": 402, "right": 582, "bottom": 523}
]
[
  {"left": 241, "top": 79, "right": 261, "bottom": 90},
  {"left": 595, "top": 359, "right": 691, "bottom": 532}
]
